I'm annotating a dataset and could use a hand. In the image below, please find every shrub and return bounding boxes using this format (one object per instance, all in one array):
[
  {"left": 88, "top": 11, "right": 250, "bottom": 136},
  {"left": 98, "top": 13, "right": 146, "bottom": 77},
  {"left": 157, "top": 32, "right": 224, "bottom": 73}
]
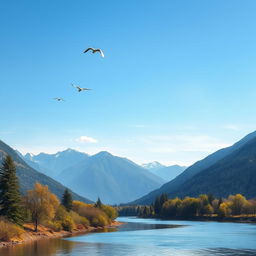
[
  {"left": 101, "top": 205, "right": 118, "bottom": 220},
  {"left": 61, "top": 215, "right": 75, "bottom": 231},
  {"left": 0, "top": 219, "right": 24, "bottom": 242},
  {"left": 72, "top": 201, "right": 90, "bottom": 213},
  {"left": 91, "top": 215, "right": 109, "bottom": 227},
  {"left": 45, "top": 221, "right": 62, "bottom": 232},
  {"left": 70, "top": 211, "right": 90, "bottom": 227},
  {"left": 55, "top": 205, "right": 69, "bottom": 221}
]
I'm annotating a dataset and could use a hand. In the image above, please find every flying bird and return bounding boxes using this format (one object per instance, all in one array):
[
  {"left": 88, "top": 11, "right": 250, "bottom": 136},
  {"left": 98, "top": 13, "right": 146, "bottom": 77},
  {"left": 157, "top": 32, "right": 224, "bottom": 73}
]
[
  {"left": 71, "top": 83, "right": 91, "bottom": 92},
  {"left": 83, "top": 47, "right": 104, "bottom": 58},
  {"left": 53, "top": 97, "right": 65, "bottom": 101}
]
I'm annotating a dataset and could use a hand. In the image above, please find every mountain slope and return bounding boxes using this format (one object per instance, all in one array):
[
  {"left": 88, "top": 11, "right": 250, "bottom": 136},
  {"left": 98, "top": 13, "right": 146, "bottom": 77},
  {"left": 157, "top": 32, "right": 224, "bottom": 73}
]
[
  {"left": 132, "top": 131, "right": 256, "bottom": 205},
  {"left": 0, "top": 140, "right": 92, "bottom": 203},
  {"left": 149, "top": 165, "right": 187, "bottom": 182},
  {"left": 173, "top": 136, "right": 256, "bottom": 198},
  {"left": 58, "top": 151, "right": 165, "bottom": 205},
  {"left": 23, "top": 149, "right": 89, "bottom": 178},
  {"left": 142, "top": 162, "right": 186, "bottom": 182}
]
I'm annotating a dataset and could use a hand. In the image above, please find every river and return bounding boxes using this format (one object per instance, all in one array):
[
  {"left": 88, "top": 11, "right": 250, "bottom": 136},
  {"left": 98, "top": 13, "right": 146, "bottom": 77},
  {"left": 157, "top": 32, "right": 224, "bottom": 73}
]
[{"left": 1, "top": 217, "right": 256, "bottom": 256}]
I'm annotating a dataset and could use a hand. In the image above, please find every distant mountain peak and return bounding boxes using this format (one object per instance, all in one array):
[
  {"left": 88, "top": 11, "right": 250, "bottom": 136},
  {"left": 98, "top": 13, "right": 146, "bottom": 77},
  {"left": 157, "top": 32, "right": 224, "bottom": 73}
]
[
  {"left": 93, "top": 151, "right": 113, "bottom": 158},
  {"left": 60, "top": 148, "right": 81, "bottom": 154},
  {"left": 142, "top": 161, "right": 166, "bottom": 170},
  {"left": 24, "top": 152, "right": 35, "bottom": 160}
]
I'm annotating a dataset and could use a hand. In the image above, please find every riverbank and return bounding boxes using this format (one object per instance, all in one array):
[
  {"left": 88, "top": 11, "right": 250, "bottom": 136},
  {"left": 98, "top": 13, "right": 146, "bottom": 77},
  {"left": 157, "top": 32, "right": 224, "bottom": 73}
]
[
  {"left": 140, "top": 215, "right": 256, "bottom": 223},
  {"left": 0, "top": 220, "right": 123, "bottom": 248}
]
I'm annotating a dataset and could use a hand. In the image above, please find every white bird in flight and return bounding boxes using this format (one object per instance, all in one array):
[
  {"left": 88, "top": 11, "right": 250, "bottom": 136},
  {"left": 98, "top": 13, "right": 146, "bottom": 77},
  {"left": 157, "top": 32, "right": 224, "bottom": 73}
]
[
  {"left": 71, "top": 83, "right": 91, "bottom": 92},
  {"left": 83, "top": 47, "right": 104, "bottom": 58},
  {"left": 53, "top": 97, "right": 65, "bottom": 101}
]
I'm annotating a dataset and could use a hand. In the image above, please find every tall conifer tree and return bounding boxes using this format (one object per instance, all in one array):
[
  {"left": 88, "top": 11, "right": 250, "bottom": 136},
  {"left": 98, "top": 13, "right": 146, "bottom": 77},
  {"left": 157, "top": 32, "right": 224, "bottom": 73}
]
[
  {"left": 95, "top": 197, "right": 103, "bottom": 208},
  {"left": 62, "top": 188, "right": 73, "bottom": 212},
  {"left": 0, "top": 155, "right": 23, "bottom": 225}
]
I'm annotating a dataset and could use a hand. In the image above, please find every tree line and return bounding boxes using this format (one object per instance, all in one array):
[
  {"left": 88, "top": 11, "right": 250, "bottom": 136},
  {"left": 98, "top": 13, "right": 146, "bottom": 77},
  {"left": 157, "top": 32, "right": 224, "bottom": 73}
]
[
  {"left": 118, "top": 193, "right": 256, "bottom": 219},
  {"left": 0, "top": 155, "right": 117, "bottom": 241}
]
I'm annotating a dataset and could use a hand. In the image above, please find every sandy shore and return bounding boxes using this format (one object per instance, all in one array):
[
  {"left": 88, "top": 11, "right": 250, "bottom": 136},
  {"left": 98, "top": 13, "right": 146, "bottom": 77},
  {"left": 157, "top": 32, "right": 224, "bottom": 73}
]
[{"left": 0, "top": 220, "right": 123, "bottom": 248}]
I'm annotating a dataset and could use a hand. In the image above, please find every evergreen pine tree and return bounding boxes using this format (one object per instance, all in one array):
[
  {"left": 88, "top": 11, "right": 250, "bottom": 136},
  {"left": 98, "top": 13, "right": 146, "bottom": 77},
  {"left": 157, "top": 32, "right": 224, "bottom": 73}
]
[
  {"left": 95, "top": 197, "right": 103, "bottom": 208},
  {"left": 0, "top": 155, "right": 23, "bottom": 225},
  {"left": 160, "top": 193, "right": 168, "bottom": 206},
  {"left": 218, "top": 197, "right": 223, "bottom": 207},
  {"left": 62, "top": 188, "right": 73, "bottom": 212},
  {"left": 154, "top": 196, "right": 161, "bottom": 215}
]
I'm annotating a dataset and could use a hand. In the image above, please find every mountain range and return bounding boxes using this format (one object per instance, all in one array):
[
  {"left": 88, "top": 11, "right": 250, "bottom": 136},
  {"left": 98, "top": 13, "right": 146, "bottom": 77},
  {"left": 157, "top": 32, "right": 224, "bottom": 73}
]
[
  {"left": 23, "top": 149, "right": 89, "bottom": 178},
  {"left": 3, "top": 130, "right": 256, "bottom": 207},
  {"left": 0, "top": 140, "right": 92, "bottom": 203},
  {"left": 21, "top": 150, "right": 165, "bottom": 205},
  {"left": 142, "top": 161, "right": 186, "bottom": 182},
  {"left": 131, "top": 131, "right": 256, "bottom": 205}
]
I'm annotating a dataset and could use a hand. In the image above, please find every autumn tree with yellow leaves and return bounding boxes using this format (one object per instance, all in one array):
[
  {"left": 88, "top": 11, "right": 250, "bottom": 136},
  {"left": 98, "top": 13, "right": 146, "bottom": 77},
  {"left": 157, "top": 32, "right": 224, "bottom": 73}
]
[{"left": 25, "top": 183, "right": 60, "bottom": 231}]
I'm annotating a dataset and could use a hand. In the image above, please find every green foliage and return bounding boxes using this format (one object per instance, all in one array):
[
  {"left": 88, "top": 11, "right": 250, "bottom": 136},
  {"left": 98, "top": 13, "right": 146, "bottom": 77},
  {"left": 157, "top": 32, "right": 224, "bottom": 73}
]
[
  {"left": 141, "top": 206, "right": 154, "bottom": 217},
  {"left": 95, "top": 197, "right": 103, "bottom": 208},
  {"left": 154, "top": 193, "right": 168, "bottom": 215},
  {"left": 0, "top": 155, "right": 24, "bottom": 225},
  {"left": 62, "top": 189, "right": 73, "bottom": 212},
  {"left": 0, "top": 218, "right": 24, "bottom": 241},
  {"left": 117, "top": 206, "right": 142, "bottom": 216}
]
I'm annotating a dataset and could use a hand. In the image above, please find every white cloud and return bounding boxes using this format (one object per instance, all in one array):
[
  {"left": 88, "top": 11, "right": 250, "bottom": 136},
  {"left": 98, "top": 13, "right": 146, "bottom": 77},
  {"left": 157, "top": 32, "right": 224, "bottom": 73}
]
[{"left": 75, "top": 136, "right": 98, "bottom": 144}]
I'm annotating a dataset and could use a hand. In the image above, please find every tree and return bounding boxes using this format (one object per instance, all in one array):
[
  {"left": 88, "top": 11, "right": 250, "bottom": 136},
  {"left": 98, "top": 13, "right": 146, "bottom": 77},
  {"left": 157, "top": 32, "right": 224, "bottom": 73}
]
[
  {"left": 62, "top": 189, "right": 73, "bottom": 212},
  {"left": 154, "top": 196, "right": 161, "bottom": 215},
  {"left": 207, "top": 193, "right": 215, "bottom": 205},
  {"left": 162, "top": 198, "right": 182, "bottom": 217},
  {"left": 228, "top": 194, "right": 247, "bottom": 215},
  {"left": 0, "top": 155, "right": 23, "bottom": 225},
  {"left": 180, "top": 197, "right": 200, "bottom": 217},
  {"left": 101, "top": 205, "right": 118, "bottom": 220},
  {"left": 198, "top": 194, "right": 213, "bottom": 215},
  {"left": 95, "top": 197, "right": 103, "bottom": 208},
  {"left": 25, "top": 183, "right": 59, "bottom": 231},
  {"left": 218, "top": 202, "right": 231, "bottom": 218}
]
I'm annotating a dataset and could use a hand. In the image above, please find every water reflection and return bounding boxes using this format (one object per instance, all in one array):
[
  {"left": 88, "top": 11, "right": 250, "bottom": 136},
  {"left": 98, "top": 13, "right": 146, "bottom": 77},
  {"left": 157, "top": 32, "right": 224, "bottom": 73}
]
[
  {"left": 0, "top": 238, "right": 75, "bottom": 256},
  {"left": 0, "top": 217, "right": 256, "bottom": 256}
]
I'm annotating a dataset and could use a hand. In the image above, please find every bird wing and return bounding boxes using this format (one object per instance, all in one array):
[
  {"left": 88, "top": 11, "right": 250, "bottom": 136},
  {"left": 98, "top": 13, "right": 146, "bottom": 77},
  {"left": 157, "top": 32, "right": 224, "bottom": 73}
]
[
  {"left": 71, "top": 83, "right": 79, "bottom": 90},
  {"left": 99, "top": 49, "right": 104, "bottom": 57},
  {"left": 81, "top": 88, "right": 91, "bottom": 91},
  {"left": 84, "top": 47, "right": 94, "bottom": 53},
  {"left": 94, "top": 48, "right": 104, "bottom": 57}
]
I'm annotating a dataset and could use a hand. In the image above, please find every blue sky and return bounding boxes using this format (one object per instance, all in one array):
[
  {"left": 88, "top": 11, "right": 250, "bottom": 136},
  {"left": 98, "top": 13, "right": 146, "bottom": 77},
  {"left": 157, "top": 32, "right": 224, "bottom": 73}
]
[{"left": 1, "top": 0, "right": 256, "bottom": 165}]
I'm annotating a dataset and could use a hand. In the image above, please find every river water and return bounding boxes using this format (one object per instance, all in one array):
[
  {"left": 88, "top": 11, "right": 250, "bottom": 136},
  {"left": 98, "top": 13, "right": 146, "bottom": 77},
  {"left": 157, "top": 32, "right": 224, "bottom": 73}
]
[{"left": 1, "top": 217, "right": 256, "bottom": 256}]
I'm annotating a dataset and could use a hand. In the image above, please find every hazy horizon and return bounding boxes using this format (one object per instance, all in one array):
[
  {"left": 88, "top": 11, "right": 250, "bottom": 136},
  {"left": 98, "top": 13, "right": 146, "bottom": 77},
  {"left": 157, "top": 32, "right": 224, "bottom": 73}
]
[{"left": 8, "top": 128, "right": 253, "bottom": 166}]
